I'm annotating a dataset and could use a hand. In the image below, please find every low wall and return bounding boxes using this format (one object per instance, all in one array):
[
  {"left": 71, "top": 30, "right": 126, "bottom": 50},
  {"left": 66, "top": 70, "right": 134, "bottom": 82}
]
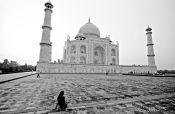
[
  {"left": 37, "top": 62, "right": 157, "bottom": 74},
  {"left": 120, "top": 65, "right": 157, "bottom": 74}
]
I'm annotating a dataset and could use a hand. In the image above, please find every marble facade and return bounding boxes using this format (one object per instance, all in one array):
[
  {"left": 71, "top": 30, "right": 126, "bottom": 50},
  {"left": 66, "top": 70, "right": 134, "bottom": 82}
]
[
  {"left": 63, "top": 20, "right": 119, "bottom": 66},
  {"left": 37, "top": 1, "right": 157, "bottom": 74},
  {"left": 37, "top": 62, "right": 157, "bottom": 74}
]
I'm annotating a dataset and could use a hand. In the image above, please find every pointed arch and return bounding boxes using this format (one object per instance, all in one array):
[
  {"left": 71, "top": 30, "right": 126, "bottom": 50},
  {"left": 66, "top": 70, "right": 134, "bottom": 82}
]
[
  {"left": 80, "top": 45, "right": 86, "bottom": 53},
  {"left": 70, "top": 45, "right": 76, "bottom": 54},
  {"left": 70, "top": 56, "right": 75, "bottom": 63},
  {"left": 111, "top": 49, "right": 116, "bottom": 56},
  {"left": 111, "top": 58, "right": 116, "bottom": 65},
  {"left": 80, "top": 56, "right": 86, "bottom": 64},
  {"left": 93, "top": 46, "right": 105, "bottom": 64}
]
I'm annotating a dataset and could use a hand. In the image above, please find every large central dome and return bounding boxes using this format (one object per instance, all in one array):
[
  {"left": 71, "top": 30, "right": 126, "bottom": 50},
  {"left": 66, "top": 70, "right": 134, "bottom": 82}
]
[{"left": 78, "top": 19, "right": 100, "bottom": 38}]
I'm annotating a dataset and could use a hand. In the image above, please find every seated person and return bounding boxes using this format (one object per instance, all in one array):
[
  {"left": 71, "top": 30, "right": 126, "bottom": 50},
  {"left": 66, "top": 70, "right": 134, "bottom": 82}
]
[{"left": 55, "top": 91, "right": 67, "bottom": 111}]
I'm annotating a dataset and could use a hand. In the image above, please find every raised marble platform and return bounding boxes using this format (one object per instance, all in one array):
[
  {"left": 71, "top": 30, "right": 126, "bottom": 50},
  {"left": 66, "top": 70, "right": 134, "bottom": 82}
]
[
  {"left": 0, "top": 74, "right": 175, "bottom": 114},
  {"left": 37, "top": 62, "right": 157, "bottom": 74}
]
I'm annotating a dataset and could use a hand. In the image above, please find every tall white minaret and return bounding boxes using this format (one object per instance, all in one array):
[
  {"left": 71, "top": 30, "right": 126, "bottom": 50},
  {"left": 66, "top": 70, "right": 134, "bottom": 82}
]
[
  {"left": 39, "top": 1, "right": 53, "bottom": 62},
  {"left": 146, "top": 26, "right": 156, "bottom": 66}
]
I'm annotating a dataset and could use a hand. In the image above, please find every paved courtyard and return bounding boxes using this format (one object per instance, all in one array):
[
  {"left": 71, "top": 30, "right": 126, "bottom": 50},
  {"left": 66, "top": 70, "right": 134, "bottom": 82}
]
[{"left": 0, "top": 74, "right": 175, "bottom": 114}]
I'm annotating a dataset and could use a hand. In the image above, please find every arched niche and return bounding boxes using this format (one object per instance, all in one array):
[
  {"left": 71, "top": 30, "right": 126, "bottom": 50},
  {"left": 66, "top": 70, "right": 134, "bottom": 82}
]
[
  {"left": 70, "top": 56, "right": 75, "bottom": 63},
  {"left": 80, "top": 45, "right": 86, "bottom": 53},
  {"left": 93, "top": 46, "right": 105, "bottom": 64},
  {"left": 80, "top": 56, "right": 86, "bottom": 64},
  {"left": 111, "top": 48, "right": 116, "bottom": 56},
  {"left": 111, "top": 58, "right": 116, "bottom": 65},
  {"left": 70, "top": 45, "right": 76, "bottom": 54}
]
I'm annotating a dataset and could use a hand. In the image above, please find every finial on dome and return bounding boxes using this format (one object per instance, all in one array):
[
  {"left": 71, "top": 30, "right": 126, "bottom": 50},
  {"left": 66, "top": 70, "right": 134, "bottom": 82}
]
[{"left": 88, "top": 17, "right": 91, "bottom": 23}]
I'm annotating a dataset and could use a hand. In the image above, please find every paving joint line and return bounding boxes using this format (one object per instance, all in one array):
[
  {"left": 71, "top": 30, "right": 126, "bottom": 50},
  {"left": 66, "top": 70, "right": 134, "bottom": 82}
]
[
  {"left": 0, "top": 73, "right": 37, "bottom": 84},
  {"left": 0, "top": 93, "right": 175, "bottom": 114}
]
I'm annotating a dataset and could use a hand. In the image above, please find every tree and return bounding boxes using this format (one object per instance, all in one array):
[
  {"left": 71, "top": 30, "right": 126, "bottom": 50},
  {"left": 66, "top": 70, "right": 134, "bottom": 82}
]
[
  {"left": 0, "top": 59, "right": 36, "bottom": 74},
  {"left": 9, "top": 61, "right": 19, "bottom": 72},
  {"left": 1, "top": 59, "right": 10, "bottom": 73}
]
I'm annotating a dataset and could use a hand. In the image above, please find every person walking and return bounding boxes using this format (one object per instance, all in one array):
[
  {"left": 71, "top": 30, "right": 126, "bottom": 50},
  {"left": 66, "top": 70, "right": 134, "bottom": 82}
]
[{"left": 37, "top": 72, "right": 40, "bottom": 78}]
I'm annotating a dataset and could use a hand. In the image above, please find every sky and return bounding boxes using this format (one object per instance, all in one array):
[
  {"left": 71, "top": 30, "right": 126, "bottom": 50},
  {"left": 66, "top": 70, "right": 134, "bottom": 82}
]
[{"left": 0, "top": 0, "right": 175, "bottom": 70}]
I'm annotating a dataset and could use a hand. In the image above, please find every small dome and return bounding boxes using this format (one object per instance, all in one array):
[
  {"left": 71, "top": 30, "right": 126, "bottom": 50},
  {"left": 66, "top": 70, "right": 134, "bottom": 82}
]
[
  {"left": 76, "top": 33, "right": 85, "bottom": 37},
  {"left": 146, "top": 26, "right": 152, "bottom": 31},
  {"left": 45, "top": 1, "right": 53, "bottom": 9},
  {"left": 75, "top": 33, "right": 86, "bottom": 40},
  {"left": 78, "top": 19, "right": 100, "bottom": 38}
]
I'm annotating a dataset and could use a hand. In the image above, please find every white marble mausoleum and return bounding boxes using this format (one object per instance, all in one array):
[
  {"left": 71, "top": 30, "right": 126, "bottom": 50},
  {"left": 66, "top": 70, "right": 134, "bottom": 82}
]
[
  {"left": 37, "top": 1, "right": 157, "bottom": 74},
  {"left": 63, "top": 18, "right": 119, "bottom": 66}
]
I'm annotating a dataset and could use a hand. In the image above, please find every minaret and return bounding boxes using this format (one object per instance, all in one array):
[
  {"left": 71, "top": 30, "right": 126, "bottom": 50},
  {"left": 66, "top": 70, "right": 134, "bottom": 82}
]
[
  {"left": 146, "top": 26, "right": 156, "bottom": 66},
  {"left": 39, "top": 1, "right": 53, "bottom": 62}
]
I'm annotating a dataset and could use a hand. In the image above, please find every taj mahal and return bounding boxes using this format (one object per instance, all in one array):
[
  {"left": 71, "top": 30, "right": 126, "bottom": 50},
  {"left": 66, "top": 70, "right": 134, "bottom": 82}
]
[{"left": 37, "top": 1, "right": 157, "bottom": 74}]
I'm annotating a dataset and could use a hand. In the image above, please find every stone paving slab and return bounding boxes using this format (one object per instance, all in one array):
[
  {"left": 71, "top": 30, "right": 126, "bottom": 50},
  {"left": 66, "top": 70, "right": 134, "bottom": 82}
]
[
  {"left": 0, "top": 72, "right": 35, "bottom": 82},
  {"left": 0, "top": 74, "right": 175, "bottom": 114}
]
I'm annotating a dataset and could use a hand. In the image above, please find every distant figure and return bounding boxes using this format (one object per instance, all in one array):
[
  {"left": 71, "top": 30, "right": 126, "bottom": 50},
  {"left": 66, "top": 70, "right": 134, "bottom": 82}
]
[
  {"left": 106, "top": 71, "right": 109, "bottom": 75},
  {"left": 55, "top": 91, "right": 67, "bottom": 111},
  {"left": 37, "top": 72, "right": 40, "bottom": 78}
]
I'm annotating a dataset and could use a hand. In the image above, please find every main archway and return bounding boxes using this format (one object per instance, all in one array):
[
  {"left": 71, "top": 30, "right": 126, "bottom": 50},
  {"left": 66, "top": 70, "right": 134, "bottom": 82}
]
[{"left": 93, "top": 46, "right": 105, "bottom": 65}]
